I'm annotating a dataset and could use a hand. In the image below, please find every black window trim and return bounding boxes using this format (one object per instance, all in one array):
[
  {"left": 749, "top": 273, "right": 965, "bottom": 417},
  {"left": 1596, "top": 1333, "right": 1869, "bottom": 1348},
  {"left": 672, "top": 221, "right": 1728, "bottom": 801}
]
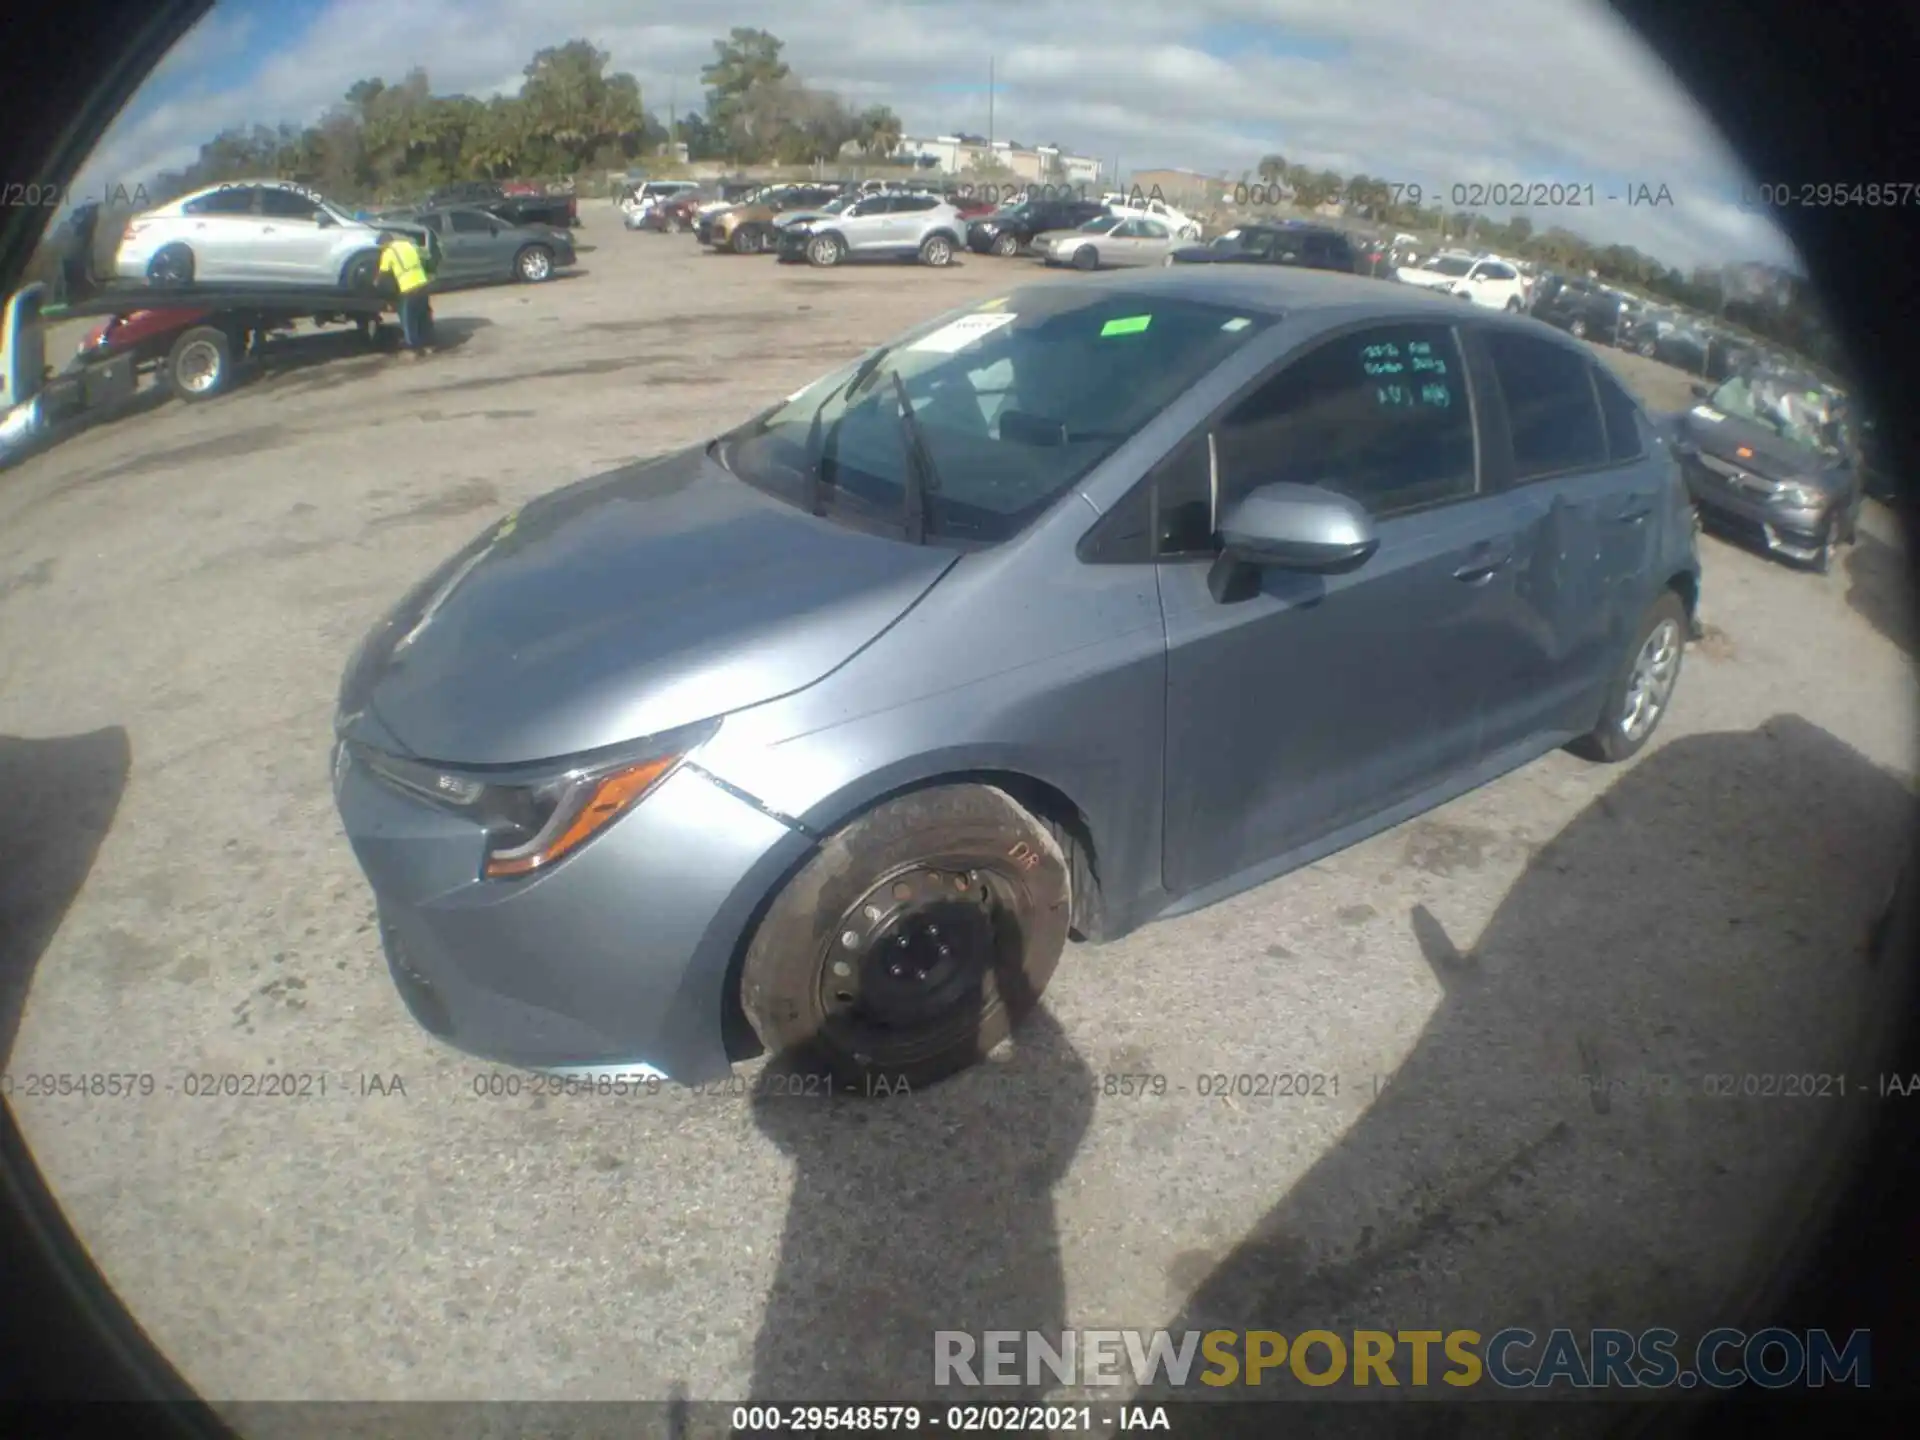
[
  {"left": 1079, "top": 314, "right": 1489, "bottom": 565},
  {"left": 1589, "top": 361, "right": 1649, "bottom": 464},
  {"left": 185, "top": 184, "right": 259, "bottom": 216},
  {"left": 1472, "top": 323, "right": 1622, "bottom": 487}
]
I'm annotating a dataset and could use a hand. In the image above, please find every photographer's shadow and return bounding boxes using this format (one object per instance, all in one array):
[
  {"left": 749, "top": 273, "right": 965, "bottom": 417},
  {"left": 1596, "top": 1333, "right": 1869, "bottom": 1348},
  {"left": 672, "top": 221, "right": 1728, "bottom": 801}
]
[{"left": 746, "top": 996, "right": 1095, "bottom": 1405}]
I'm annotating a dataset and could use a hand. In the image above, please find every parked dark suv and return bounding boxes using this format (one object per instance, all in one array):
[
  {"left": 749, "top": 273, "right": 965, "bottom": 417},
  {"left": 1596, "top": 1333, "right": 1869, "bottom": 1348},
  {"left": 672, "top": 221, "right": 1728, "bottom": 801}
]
[
  {"left": 1168, "top": 223, "right": 1358, "bottom": 272},
  {"left": 1530, "top": 274, "right": 1633, "bottom": 343},
  {"left": 967, "top": 197, "right": 1108, "bottom": 256}
]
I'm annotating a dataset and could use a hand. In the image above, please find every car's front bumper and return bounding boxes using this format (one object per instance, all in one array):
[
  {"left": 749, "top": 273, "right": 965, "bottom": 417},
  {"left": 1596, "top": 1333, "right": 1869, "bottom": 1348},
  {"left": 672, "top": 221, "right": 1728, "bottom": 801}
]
[
  {"left": 1683, "top": 455, "right": 1840, "bottom": 562},
  {"left": 334, "top": 742, "right": 812, "bottom": 1082}
]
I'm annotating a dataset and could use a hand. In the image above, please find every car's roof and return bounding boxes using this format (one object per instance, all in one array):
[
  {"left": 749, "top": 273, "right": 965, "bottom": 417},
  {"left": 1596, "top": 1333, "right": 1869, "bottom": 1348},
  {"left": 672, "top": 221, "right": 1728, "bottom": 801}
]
[{"left": 1036, "top": 265, "right": 1579, "bottom": 333}]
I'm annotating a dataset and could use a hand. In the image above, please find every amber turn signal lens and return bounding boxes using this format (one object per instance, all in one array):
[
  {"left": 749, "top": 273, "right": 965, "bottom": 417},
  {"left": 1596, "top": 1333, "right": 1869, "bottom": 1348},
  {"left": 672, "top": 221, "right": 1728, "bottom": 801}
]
[{"left": 482, "top": 754, "right": 679, "bottom": 878}]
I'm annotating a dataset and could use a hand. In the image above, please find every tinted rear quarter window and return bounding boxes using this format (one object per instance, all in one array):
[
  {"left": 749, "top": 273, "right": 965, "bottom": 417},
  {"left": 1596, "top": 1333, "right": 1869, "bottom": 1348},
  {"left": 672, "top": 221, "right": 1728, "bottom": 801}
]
[{"left": 1483, "top": 330, "right": 1610, "bottom": 480}]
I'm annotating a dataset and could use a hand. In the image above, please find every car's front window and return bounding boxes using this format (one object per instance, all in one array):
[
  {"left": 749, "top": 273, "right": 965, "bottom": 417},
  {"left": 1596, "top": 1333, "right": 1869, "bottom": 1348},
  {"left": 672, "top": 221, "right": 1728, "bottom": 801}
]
[
  {"left": 716, "top": 290, "right": 1274, "bottom": 543},
  {"left": 1425, "top": 256, "right": 1475, "bottom": 276}
]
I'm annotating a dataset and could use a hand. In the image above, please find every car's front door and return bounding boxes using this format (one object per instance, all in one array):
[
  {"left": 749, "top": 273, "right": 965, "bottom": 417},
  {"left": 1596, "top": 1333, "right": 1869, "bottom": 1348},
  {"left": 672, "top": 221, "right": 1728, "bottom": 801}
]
[
  {"left": 443, "top": 209, "right": 502, "bottom": 281},
  {"left": 1156, "top": 319, "right": 1531, "bottom": 899}
]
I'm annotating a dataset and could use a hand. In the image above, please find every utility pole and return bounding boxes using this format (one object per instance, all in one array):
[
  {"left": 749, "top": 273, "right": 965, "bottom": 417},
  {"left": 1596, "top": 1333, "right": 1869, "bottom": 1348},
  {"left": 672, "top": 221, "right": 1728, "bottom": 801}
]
[
  {"left": 668, "top": 80, "right": 677, "bottom": 158},
  {"left": 987, "top": 57, "right": 995, "bottom": 150}
]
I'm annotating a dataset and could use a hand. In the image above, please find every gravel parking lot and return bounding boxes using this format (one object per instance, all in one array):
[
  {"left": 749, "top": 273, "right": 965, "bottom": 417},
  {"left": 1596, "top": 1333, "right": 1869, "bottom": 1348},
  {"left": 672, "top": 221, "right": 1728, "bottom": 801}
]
[{"left": 2, "top": 200, "right": 1915, "bottom": 1410}]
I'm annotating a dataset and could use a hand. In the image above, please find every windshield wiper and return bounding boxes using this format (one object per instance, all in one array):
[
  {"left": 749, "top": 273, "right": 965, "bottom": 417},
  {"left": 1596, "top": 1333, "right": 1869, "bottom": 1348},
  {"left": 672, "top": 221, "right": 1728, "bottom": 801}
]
[{"left": 890, "top": 372, "right": 942, "bottom": 544}]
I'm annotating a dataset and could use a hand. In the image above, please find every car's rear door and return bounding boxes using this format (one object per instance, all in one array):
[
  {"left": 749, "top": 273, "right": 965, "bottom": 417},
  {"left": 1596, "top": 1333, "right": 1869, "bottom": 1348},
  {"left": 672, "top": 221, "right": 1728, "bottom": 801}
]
[
  {"left": 1465, "top": 325, "right": 1644, "bottom": 752},
  {"left": 254, "top": 187, "right": 336, "bottom": 282},
  {"left": 1155, "top": 318, "right": 1533, "bottom": 898},
  {"left": 178, "top": 185, "right": 262, "bottom": 281}
]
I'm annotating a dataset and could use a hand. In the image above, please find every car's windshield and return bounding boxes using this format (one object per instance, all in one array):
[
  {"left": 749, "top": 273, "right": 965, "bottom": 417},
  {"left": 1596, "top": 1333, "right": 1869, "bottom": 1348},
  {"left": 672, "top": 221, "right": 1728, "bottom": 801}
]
[
  {"left": 1424, "top": 255, "right": 1476, "bottom": 276},
  {"left": 1706, "top": 375, "right": 1841, "bottom": 457},
  {"left": 717, "top": 290, "right": 1274, "bottom": 543}
]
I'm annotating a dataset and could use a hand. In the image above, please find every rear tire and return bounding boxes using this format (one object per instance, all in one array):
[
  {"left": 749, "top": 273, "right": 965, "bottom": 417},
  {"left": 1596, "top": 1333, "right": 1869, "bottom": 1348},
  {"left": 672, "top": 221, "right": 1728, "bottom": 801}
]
[
  {"left": 1569, "top": 318, "right": 1588, "bottom": 339},
  {"left": 1571, "top": 592, "right": 1688, "bottom": 763},
  {"left": 165, "top": 325, "right": 234, "bottom": 403},
  {"left": 147, "top": 244, "right": 194, "bottom": 287},
  {"left": 731, "top": 225, "right": 761, "bottom": 255},
  {"left": 992, "top": 231, "right": 1021, "bottom": 257},
  {"left": 739, "top": 785, "right": 1071, "bottom": 1092}
]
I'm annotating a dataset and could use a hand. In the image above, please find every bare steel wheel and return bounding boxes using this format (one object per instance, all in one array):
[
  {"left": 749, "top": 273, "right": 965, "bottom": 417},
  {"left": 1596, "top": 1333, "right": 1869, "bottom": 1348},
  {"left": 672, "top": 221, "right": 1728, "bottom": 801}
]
[{"left": 739, "top": 785, "right": 1070, "bottom": 1091}]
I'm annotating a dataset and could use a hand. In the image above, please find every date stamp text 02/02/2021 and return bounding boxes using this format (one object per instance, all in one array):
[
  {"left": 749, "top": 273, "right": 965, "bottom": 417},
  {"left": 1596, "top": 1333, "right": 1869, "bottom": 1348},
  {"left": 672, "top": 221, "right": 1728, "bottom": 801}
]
[{"left": 1231, "top": 181, "right": 1675, "bottom": 210}]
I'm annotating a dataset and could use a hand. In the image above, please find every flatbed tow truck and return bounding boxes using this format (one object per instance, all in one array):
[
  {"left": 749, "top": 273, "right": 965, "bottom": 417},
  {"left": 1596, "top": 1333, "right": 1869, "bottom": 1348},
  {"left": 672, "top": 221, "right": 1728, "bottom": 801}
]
[{"left": 1, "top": 279, "right": 400, "bottom": 461}]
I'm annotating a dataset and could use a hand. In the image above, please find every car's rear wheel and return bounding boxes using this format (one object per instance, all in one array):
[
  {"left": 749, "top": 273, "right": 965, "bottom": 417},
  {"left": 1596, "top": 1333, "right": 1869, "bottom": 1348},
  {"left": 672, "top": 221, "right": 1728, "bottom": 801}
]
[
  {"left": 807, "top": 234, "right": 845, "bottom": 268},
  {"left": 919, "top": 234, "right": 955, "bottom": 266},
  {"left": 739, "top": 785, "right": 1072, "bottom": 1091},
  {"left": 1638, "top": 338, "right": 1658, "bottom": 357},
  {"left": 147, "top": 244, "right": 194, "bottom": 287},
  {"left": 665, "top": 215, "right": 684, "bottom": 234},
  {"left": 165, "top": 325, "right": 234, "bottom": 403},
  {"left": 1572, "top": 592, "right": 1688, "bottom": 763},
  {"left": 730, "top": 225, "right": 761, "bottom": 255},
  {"left": 1505, "top": 297, "right": 1522, "bottom": 312},
  {"left": 991, "top": 231, "right": 1021, "bottom": 257},
  {"left": 1569, "top": 318, "right": 1588, "bottom": 338},
  {"left": 1072, "top": 245, "right": 1099, "bottom": 271}
]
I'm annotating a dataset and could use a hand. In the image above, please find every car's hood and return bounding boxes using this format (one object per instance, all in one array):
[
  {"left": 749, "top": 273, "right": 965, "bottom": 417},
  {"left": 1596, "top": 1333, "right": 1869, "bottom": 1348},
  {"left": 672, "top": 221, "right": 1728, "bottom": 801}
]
[
  {"left": 337, "top": 446, "right": 959, "bottom": 766},
  {"left": 774, "top": 209, "right": 832, "bottom": 228},
  {"left": 1675, "top": 403, "right": 1846, "bottom": 488},
  {"left": 1396, "top": 267, "right": 1462, "bottom": 288}
]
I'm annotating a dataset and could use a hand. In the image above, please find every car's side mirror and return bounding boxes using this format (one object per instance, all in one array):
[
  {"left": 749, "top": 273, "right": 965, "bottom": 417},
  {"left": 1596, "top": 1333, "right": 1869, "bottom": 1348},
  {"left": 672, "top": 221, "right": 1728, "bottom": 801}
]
[
  {"left": 1219, "top": 482, "right": 1378, "bottom": 570},
  {"left": 315, "top": 212, "right": 335, "bottom": 228}
]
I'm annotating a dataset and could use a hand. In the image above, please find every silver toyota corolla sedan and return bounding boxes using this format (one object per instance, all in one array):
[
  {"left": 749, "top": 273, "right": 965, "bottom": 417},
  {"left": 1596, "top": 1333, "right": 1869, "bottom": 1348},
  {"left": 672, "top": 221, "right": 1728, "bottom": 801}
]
[{"left": 332, "top": 268, "right": 1701, "bottom": 1091}]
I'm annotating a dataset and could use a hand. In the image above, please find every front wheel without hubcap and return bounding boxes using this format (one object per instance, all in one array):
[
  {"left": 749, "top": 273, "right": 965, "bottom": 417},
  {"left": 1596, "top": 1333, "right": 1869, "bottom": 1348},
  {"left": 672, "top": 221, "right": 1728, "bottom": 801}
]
[
  {"left": 919, "top": 234, "right": 954, "bottom": 266},
  {"left": 1072, "top": 246, "right": 1098, "bottom": 271},
  {"left": 807, "top": 234, "right": 844, "bottom": 267},
  {"left": 165, "top": 325, "right": 233, "bottom": 402},
  {"left": 739, "top": 785, "right": 1071, "bottom": 1091},
  {"left": 992, "top": 231, "right": 1020, "bottom": 257},
  {"left": 1569, "top": 318, "right": 1587, "bottom": 338},
  {"left": 1572, "top": 592, "right": 1688, "bottom": 762}
]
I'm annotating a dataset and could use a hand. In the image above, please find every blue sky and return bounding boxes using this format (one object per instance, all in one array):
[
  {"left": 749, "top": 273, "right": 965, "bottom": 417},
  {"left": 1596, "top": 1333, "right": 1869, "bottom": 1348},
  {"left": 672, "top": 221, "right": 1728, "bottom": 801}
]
[{"left": 72, "top": 0, "right": 1799, "bottom": 271}]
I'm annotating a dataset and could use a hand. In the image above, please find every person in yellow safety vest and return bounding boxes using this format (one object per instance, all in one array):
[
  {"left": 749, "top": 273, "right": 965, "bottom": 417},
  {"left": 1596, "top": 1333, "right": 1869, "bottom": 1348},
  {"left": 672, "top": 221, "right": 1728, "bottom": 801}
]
[{"left": 376, "top": 230, "right": 434, "bottom": 356}]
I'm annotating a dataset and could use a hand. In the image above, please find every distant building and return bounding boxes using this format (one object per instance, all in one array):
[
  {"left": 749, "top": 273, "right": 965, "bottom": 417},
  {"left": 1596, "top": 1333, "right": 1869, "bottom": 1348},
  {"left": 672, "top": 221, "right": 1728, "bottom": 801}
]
[
  {"left": 898, "top": 134, "right": 1102, "bottom": 186},
  {"left": 1124, "top": 167, "right": 1232, "bottom": 206}
]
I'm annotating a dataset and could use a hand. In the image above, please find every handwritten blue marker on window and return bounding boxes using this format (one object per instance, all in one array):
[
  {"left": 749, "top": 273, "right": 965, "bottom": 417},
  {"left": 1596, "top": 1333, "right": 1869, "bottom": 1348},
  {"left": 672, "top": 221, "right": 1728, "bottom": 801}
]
[{"left": 1100, "top": 314, "right": 1152, "bottom": 337}]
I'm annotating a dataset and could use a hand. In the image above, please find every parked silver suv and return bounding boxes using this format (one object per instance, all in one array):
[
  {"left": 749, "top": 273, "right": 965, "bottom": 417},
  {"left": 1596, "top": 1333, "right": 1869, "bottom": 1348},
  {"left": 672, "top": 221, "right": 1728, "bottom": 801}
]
[{"left": 777, "top": 193, "right": 967, "bottom": 268}]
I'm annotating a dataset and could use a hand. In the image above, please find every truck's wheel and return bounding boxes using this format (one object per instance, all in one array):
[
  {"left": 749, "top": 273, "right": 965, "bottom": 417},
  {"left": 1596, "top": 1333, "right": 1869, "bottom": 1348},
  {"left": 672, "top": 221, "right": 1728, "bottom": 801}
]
[
  {"left": 740, "top": 785, "right": 1072, "bottom": 1092},
  {"left": 166, "top": 325, "right": 234, "bottom": 402},
  {"left": 147, "top": 244, "right": 194, "bottom": 287},
  {"left": 515, "top": 245, "right": 554, "bottom": 282},
  {"left": 1571, "top": 592, "right": 1688, "bottom": 763},
  {"left": 341, "top": 250, "right": 380, "bottom": 292}
]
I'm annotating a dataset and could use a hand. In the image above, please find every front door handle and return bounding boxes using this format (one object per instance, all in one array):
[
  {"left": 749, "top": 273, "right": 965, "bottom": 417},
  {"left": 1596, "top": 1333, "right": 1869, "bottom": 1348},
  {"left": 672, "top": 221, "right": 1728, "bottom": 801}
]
[
  {"left": 1610, "top": 494, "right": 1655, "bottom": 524},
  {"left": 1452, "top": 546, "right": 1514, "bottom": 583}
]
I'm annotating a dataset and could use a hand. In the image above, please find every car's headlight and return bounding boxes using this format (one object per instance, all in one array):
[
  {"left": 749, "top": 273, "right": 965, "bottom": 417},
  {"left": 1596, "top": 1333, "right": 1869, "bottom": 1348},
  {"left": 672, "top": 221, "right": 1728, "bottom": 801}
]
[
  {"left": 1771, "top": 480, "right": 1827, "bottom": 509},
  {"left": 355, "top": 718, "right": 718, "bottom": 879}
]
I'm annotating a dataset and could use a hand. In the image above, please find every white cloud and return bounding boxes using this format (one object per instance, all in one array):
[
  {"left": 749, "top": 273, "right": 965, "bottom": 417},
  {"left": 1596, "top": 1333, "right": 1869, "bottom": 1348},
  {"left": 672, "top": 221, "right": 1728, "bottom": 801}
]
[{"left": 69, "top": 0, "right": 1799, "bottom": 269}]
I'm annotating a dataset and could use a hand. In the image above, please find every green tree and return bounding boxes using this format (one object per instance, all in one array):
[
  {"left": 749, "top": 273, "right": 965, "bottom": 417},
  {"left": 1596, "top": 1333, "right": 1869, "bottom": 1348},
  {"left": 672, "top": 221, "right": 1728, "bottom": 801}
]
[
  {"left": 857, "top": 104, "right": 903, "bottom": 158},
  {"left": 519, "top": 40, "right": 644, "bottom": 172},
  {"left": 703, "top": 27, "right": 790, "bottom": 157},
  {"left": 1256, "top": 153, "right": 1286, "bottom": 183}
]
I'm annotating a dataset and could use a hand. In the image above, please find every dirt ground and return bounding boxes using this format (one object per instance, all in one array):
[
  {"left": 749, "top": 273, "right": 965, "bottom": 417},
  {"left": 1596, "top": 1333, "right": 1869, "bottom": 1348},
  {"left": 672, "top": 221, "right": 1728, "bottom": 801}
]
[{"left": 1, "top": 200, "right": 1915, "bottom": 1408}]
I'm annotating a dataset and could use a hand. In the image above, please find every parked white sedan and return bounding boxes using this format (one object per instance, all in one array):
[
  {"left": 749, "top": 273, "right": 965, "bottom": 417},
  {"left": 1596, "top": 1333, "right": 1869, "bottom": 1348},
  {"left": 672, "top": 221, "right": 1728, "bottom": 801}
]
[
  {"left": 115, "top": 179, "right": 395, "bottom": 289},
  {"left": 1034, "top": 214, "right": 1182, "bottom": 269}
]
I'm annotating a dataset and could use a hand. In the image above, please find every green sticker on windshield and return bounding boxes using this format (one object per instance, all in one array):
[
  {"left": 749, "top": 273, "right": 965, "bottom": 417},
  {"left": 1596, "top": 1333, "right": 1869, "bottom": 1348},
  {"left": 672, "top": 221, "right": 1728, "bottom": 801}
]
[{"left": 1100, "top": 314, "right": 1152, "bottom": 337}]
